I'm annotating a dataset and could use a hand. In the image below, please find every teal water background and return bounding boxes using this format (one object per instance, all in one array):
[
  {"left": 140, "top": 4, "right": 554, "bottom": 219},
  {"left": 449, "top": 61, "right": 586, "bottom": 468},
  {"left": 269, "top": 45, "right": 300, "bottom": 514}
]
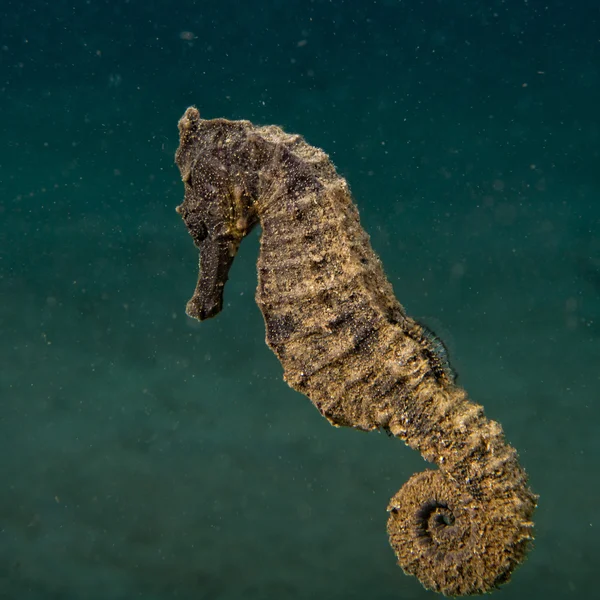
[{"left": 1, "top": 1, "right": 599, "bottom": 598}]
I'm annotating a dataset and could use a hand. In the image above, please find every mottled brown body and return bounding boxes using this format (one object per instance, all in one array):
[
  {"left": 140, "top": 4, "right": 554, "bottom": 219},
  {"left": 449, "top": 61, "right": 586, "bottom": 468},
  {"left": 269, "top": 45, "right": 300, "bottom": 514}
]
[{"left": 175, "top": 107, "right": 537, "bottom": 596}]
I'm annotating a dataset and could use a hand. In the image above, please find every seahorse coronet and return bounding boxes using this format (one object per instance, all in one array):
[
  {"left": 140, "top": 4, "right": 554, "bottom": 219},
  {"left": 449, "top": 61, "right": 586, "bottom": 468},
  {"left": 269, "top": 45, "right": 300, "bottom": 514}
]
[{"left": 175, "top": 106, "right": 537, "bottom": 596}]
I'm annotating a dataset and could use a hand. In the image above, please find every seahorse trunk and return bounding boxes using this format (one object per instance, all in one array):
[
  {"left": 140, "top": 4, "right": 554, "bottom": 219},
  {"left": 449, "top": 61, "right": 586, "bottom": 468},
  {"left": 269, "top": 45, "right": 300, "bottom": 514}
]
[{"left": 175, "top": 106, "right": 537, "bottom": 597}]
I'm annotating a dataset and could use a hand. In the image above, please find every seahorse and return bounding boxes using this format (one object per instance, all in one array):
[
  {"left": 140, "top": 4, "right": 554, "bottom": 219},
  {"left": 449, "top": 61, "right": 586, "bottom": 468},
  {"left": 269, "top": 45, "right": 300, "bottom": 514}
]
[{"left": 174, "top": 107, "right": 537, "bottom": 596}]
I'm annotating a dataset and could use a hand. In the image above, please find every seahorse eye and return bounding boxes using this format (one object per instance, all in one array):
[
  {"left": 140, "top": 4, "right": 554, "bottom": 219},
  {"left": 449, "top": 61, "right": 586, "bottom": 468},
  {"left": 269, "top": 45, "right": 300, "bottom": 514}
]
[
  {"left": 196, "top": 221, "right": 208, "bottom": 242},
  {"left": 188, "top": 218, "right": 208, "bottom": 246}
]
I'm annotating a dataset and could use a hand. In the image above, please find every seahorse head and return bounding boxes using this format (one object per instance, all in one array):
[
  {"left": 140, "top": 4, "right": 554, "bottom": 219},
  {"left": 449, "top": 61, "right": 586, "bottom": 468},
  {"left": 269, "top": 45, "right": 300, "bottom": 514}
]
[{"left": 175, "top": 107, "right": 261, "bottom": 320}]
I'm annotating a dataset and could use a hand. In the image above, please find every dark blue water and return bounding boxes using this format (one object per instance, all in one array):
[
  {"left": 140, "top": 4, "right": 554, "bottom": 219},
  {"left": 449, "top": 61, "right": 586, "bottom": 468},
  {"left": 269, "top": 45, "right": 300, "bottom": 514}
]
[{"left": 1, "top": 1, "right": 598, "bottom": 598}]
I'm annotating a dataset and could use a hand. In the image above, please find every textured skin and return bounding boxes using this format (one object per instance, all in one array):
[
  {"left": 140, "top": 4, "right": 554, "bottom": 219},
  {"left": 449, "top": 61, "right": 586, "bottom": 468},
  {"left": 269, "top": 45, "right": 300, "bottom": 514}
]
[{"left": 175, "top": 107, "right": 537, "bottom": 596}]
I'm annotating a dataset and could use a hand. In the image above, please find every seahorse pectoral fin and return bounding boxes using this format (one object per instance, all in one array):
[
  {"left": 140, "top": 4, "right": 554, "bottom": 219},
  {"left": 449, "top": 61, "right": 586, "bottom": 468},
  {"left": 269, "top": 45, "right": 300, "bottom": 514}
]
[{"left": 186, "top": 236, "right": 236, "bottom": 321}]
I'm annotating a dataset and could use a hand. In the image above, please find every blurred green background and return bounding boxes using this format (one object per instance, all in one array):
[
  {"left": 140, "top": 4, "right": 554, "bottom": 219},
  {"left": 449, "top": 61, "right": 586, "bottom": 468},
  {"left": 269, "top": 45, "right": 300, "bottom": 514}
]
[{"left": 1, "top": 1, "right": 599, "bottom": 598}]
